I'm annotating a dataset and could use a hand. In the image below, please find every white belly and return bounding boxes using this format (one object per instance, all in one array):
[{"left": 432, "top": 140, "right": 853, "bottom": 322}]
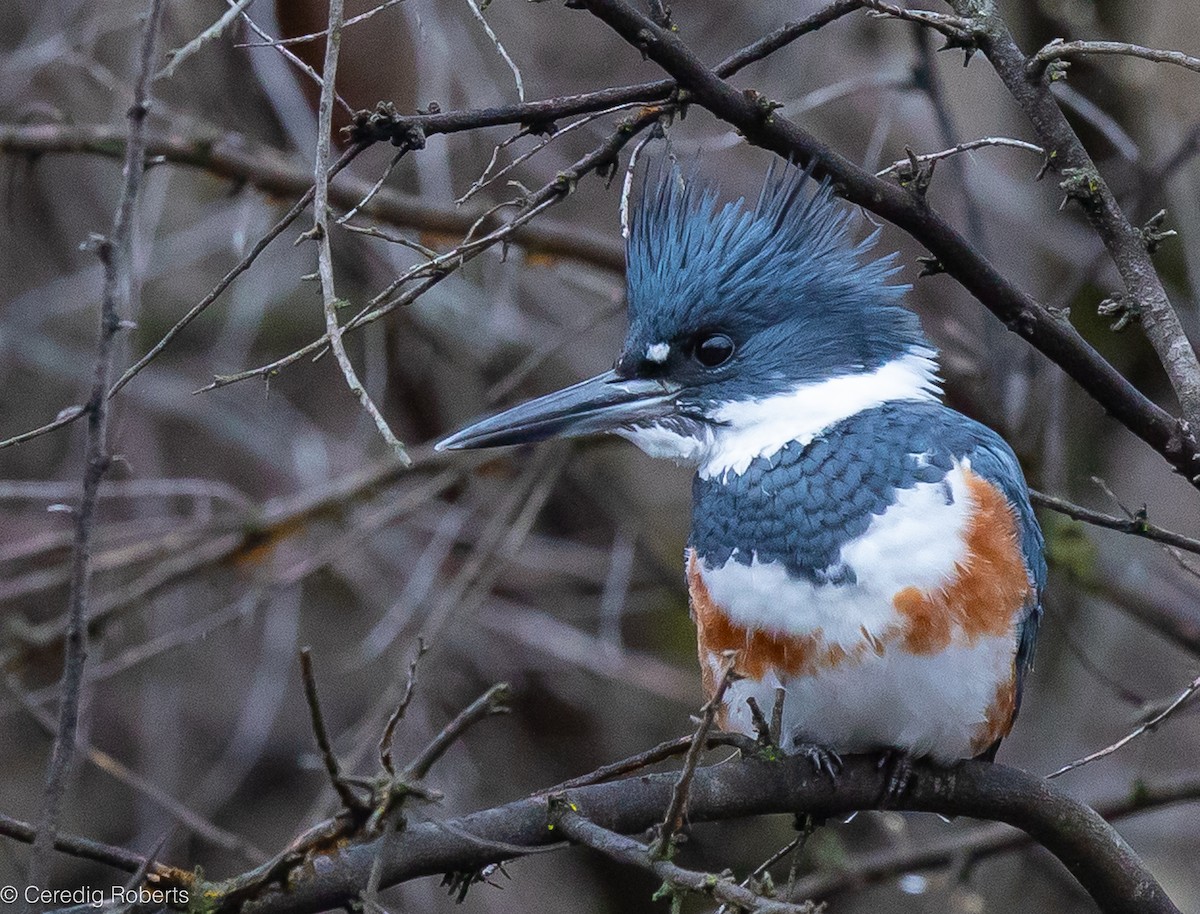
[{"left": 720, "top": 635, "right": 1016, "bottom": 762}]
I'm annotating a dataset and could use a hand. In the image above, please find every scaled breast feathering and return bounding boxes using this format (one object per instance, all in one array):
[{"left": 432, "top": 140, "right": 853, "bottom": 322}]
[{"left": 436, "top": 161, "right": 1046, "bottom": 768}]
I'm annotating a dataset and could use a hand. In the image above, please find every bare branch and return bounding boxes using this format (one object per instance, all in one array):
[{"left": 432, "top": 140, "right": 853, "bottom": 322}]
[
  {"left": 233, "top": 1, "right": 354, "bottom": 115},
  {"left": 310, "top": 0, "right": 410, "bottom": 462},
  {"left": 157, "top": 0, "right": 254, "bottom": 80},
  {"left": 236, "top": 756, "right": 1184, "bottom": 914},
  {"left": 653, "top": 652, "right": 737, "bottom": 856},
  {"left": 1030, "top": 38, "right": 1200, "bottom": 80},
  {"left": 300, "top": 648, "right": 371, "bottom": 814},
  {"left": 859, "top": 0, "right": 974, "bottom": 46},
  {"left": 875, "top": 136, "right": 1043, "bottom": 177},
  {"left": 943, "top": 0, "right": 1200, "bottom": 439},
  {"left": 1030, "top": 488, "right": 1200, "bottom": 556},
  {"left": 569, "top": 0, "right": 1200, "bottom": 486},
  {"left": 403, "top": 683, "right": 511, "bottom": 782},
  {"left": 379, "top": 640, "right": 428, "bottom": 777},
  {"left": 555, "top": 807, "right": 817, "bottom": 914},
  {"left": 235, "top": 0, "right": 408, "bottom": 48},
  {"left": 465, "top": 0, "right": 525, "bottom": 101},
  {"left": 25, "top": 0, "right": 166, "bottom": 899},
  {"left": 1048, "top": 672, "right": 1200, "bottom": 779},
  {"left": 787, "top": 773, "right": 1200, "bottom": 902}
]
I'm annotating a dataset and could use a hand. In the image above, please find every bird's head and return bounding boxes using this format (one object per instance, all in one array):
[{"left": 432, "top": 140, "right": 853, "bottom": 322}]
[{"left": 436, "top": 162, "right": 940, "bottom": 478}]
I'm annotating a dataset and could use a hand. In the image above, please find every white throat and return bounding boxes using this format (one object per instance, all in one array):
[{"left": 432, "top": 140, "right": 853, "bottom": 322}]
[{"left": 615, "top": 348, "right": 942, "bottom": 477}]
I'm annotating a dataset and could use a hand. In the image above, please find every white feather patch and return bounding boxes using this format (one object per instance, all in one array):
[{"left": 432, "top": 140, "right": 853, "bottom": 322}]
[
  {"left": 719, "top": 632, "right": 1015, "bottom": 762},
  {"left": 699, "top": 348, "right": 941, "bottom": 480},
  {"left": 645, "top": 342, "right": 671, "bottom": 363}
]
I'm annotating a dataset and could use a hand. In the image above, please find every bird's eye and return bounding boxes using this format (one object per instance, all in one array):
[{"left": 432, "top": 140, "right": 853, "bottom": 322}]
[{"left": 694, "top": 333, "right": 735, "bottom": 368}]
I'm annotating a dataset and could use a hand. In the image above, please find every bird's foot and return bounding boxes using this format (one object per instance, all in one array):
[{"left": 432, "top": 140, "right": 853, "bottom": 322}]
[
  {"left": 876, "top": 749, "right": 915, "bottom": 807},
  {"left": 791, "top": 741, "right": 842, "bottom": 782}
]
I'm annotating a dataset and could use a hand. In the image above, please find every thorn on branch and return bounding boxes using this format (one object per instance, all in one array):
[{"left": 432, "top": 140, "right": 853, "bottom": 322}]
[
  {"left": 916, "top": 255, "right": 945, "bottom": 277},
  {"left": 1058, "top": 166, "right": 1102, "bottom": 211},
  {"left": 741, "top": 88, "right": 784, "bottom": 122},
  {"left": 1098, "top": 292, "right": 1141, "bottom": 332},
  {"left": 893, "top": 146, "right": 936, "bottom": 199},
  {"left": 1139, "top": 209, "right": 1178, "bottom": 254}
]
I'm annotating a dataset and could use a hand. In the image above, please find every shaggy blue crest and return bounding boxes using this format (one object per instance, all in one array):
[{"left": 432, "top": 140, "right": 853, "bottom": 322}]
[{"left": 621, "top": 161, "right": 930, "bottom": 400}]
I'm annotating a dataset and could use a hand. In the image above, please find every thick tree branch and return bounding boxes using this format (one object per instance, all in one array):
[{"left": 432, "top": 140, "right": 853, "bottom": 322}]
[
  {"left": 788, "top": 773, "right": 1200, "bottom": 902},
  {"left": 233, "top": 756, "right": 1181, "bottom": 914},
  {"left": 944, "top": 1, "right": 1200, "bottom": 433},
  {"left": 569, "top": 0, "right": 1200, "bottom": 488}
]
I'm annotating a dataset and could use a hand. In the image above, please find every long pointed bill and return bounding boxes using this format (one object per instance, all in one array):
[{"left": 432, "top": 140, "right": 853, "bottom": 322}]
[{"left": 435, "top": 370, "right": 681, "bottom": 451}]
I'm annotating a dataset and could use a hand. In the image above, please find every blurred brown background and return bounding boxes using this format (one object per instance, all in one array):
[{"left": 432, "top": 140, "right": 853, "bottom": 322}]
[{"left": 1, "top": 0, "right": 1199, "bottom": 911}]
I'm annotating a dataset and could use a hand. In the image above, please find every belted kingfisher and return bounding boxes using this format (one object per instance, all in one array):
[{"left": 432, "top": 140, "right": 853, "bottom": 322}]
[{"left": 436, "top": 163, "right": 1045, "bottom": 765}]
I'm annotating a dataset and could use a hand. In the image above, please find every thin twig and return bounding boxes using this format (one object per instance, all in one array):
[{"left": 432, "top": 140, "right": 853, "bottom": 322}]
[
  {"left": 25, "top": 0, "right": 165, "bottom": 900},
  {"left": 403, "top": 683, "right": 512, "bottom": 782},
  {"left": 300, "top": 648, "right": 370, "bottom": 813},
  {"left": 465, "top": 0, "right": 525, "bottom": 101},
  {"left": 539, "top": 732, "right": 756, "bottom": 794},
  {"left": 859, "top": 0, "right": 974, "bottom": 44},
  {"left": 1047, "top": 672, "right": 1200, "bottom": 778},
  {"left": 653, "top": 651, "right": 738, "bottom": 856},
  {"left": 310, "top": 0, "right": 410, "bottom": 462},
  {"left": 1030, "top": 488, "right": 1200, "bottom": 556},
  {"left": 875, "top": 136, "right": 1044, "bottom": 177},
  {"left": 0, "top": 810, "right": 185, "bottom": 880},
  {"left": 555, "top": 808, "right": 818, "bottom": 914},
  {"left": 1030, "top": 38, "right": 1200, "bottom": 79},
  {"left": 379, "top": 639, "right": 428, "bottom": 777},
  {"left": 235, "top": 0, "right": 409, "bottom": 48},
  {"left": 234, "top": 1, "right": 354, "bottom": 114},
  {"left": 717, "top": 831, "right": 811, "bottom": 914},
  {"left": 201, "top": 104, "right": 670, "bottom": 392},
  {"left": 620, "top": 123, "right": 662, "bottom": 238},
  {"left": 157, "top": 0, "right": 255, "bottom": 80},
  {"left": 770, "top": 687, "right": 786, "bottom": 746},
  {"left": 337, "top": 148, "right": 408, "bottom": 224}
]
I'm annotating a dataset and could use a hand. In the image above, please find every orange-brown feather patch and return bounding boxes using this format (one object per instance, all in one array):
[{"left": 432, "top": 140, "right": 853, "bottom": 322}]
[
  {"left": 687, "top": 552, "right": 863, "bottom": 695},
  {"left": 894, "top": 470, "right": 1030, "bottom": 655}
]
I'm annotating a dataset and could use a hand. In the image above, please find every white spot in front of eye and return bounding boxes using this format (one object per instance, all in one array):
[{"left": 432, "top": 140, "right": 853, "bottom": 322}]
[{"left": 646, "top": 342, "right": 670, "bottom": 363}]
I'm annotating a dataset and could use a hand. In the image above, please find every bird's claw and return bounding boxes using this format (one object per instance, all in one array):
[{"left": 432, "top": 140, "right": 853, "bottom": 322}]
[
  {"left": 793, "top": 742, "right": 842, "bottom": 782},
  {"left": 877, "top": 749, "right": 914, "bottom": 806}
]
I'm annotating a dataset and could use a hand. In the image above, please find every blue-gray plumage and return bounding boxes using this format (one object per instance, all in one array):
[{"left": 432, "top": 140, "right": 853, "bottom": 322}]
[
  {"left": 436, "top": 160, "right": 1047, "bottom": 765},
  {"left": 621, "top": 162, "right": 923, "bottom": 406}
]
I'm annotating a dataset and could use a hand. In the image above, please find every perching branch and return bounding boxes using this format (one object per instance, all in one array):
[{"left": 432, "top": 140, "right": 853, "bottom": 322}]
[
  {"left": 232, "top": 754, "right": 1182, "bottom": 914},
  {"left": 25, "top": 0, "right": 165, "bottom": 901}
]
